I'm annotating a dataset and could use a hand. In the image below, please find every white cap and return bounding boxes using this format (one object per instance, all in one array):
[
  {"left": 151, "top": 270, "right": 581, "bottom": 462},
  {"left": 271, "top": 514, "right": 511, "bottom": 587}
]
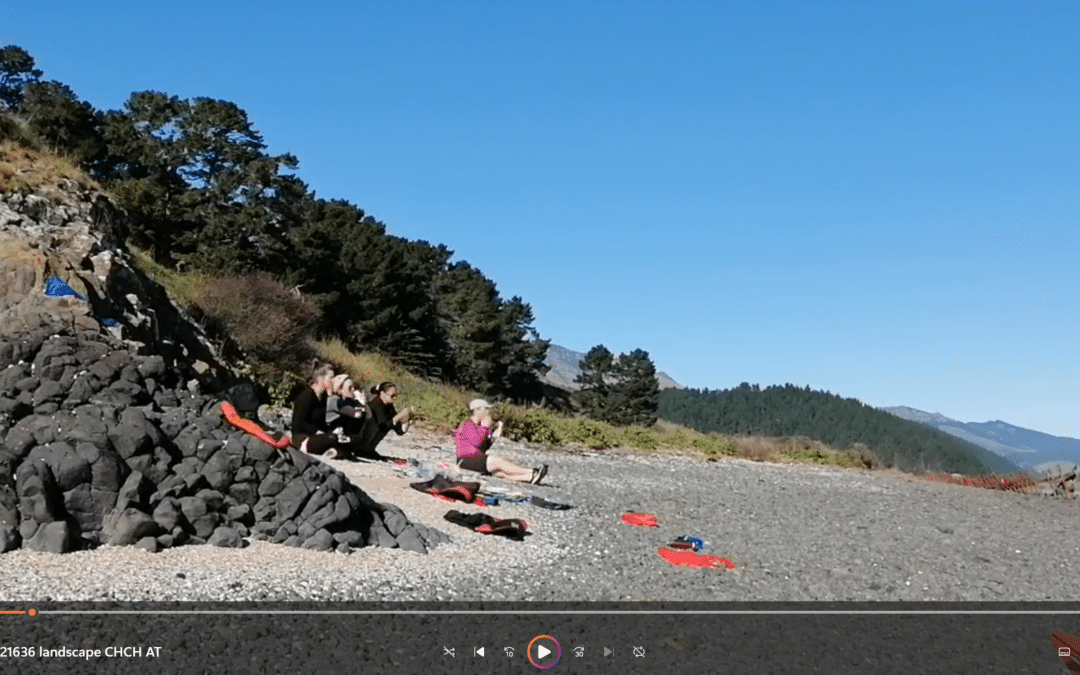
[{"left": 469, "top": 399, "right": 493, "bottom": 411}]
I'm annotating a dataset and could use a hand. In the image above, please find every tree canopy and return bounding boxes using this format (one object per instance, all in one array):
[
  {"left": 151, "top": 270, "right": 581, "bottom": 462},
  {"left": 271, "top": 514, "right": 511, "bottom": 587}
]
[{"left": 575, "top": 345, "right": 660, "bottom": 426}]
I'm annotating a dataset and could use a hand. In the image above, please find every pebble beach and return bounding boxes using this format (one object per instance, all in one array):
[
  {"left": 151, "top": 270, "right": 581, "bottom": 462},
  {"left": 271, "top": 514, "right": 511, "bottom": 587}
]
[{"left": 1, "top": 427, "right": 1077, "bottom": 604}]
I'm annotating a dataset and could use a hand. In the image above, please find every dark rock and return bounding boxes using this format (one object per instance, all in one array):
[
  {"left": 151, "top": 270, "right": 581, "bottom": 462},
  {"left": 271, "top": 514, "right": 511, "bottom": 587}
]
[
  {"left": 332, "top": 530, "right": 365, "bottom": 547},
  {"left": 191, "top": 514, "right": 218, "bottom": 539},
  {"left": 297, "top": 521, "right": 317, "bottom": 540},
  {"left": 73, "top": 441, "right": 100, "bottom": 465},
  {"left": 178, "top": 496, "right": 208, "bottom": 523},
  {"left": 381, "top": 503, "right": 410, "bottom": 537},
  {"left": 257, "top": 469, "right": 286, "bottom": 498},
  {"left": 135, "top": 355, "right": 165, "bottom": 379},
  {"left": 159, "top": 408, "right": 190, "bottom": 440},
  {"left": 201, "top": 449, "right": 233, "bottom": 492},
  {"left": 183, "top": 473, "right": 211, "bottom": 494},
  {"left": 208, "top": 526, "right": 243, "bottom": 548},
  {"left": 311, "top": 496, "right": 351, "bottom": 531},
  {"left": 194, "top": 489, "right": 224, "bottom": 512},
  {"left": 15, "top": 376, "right": 38, "bottom": 392},
  {"left": 17, "top": 460, "right": 66, "bottom": 524},
  {"left": 31, "top": 380, "right": 64, "bottom": 407},
  {"left": 63, "top": 482, "right": 100, "bottom": 532},
  {"left": 107, "top": 423, "right": 153, "bottom": 459},
  {"left": 153, "top": 498, "right": 187, "bottom": 532},
  {"left": 395, "top": 527, "right": 427, "bottom": 554},
  {"left": 300, "top": 528, "right": 334, "bottom": 551},
  {"left": 226, "top": 504, "right": 253, "bottom": 526},
  {"left": 227, "top": 481, "right": 257, "bottom": 507},
  {"left": 299, "top": 486, "right": 335, "bottom": 522},
  {"left": 64, "top": 376, "right": 96, "bottom": 407},
  {"left": 27, "top": 442, "right": 91, "bottom": 491},
  {"left": 104, "top": 507, "right": 160, "bottom": 546},
  {"left": 195, "top": 438, "right": 223, "bottom": 462},
  {"left": 367, "top": 519, "right": 397, "bottom": 549},
  {"left": 27, "top": 519, "right": 79, "bottom": 553},
  {"left": 135, "top": 536, "right": 160, "bottom": 553},
  {"left": 0, "top": 486, "right": 19, "bottom": 552},
  {"left": 115, "top": 471, "right": 151, "bottom": 512},
  {"left": 274, "top": 478, "right": 312, "bottom": 522},
  {"left": 89, "top": 447, "right": 128, "bottom": 493}
]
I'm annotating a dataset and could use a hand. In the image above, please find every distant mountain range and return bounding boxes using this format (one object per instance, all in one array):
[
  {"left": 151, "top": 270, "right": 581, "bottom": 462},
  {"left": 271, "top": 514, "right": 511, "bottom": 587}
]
[
  {"left": 541, "top": 344, "right": 684, "bottom": 392},
  {"left": 883, "top": 406, "right": 1080, "bottom": 469}
]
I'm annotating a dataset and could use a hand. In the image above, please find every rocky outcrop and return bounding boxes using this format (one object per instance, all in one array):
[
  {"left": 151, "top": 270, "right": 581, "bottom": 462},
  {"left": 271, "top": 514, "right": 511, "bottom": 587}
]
[{"left": 0, "top": 172, "right": 445, "bottom": 554}]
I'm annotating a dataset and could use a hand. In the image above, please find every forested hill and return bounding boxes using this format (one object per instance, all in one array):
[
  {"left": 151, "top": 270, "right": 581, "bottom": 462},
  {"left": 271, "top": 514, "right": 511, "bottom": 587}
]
[{"left": 658, "top": 384, "right": 1018, "bottom": 475}]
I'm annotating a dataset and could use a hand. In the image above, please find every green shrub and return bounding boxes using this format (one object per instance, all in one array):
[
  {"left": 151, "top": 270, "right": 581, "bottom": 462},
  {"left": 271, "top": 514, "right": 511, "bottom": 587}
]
[
  {"left": 504, "top": 406, "right": 562, "bottom": 445},
  {"left": 690, "top": 434, "right": 737, "bottom": 457},
  {"left": 621, "top": 426, "right": 660, "bottom": 451},
  {"left": 561, "top": 417, "right": 618, "bottom": 449}
]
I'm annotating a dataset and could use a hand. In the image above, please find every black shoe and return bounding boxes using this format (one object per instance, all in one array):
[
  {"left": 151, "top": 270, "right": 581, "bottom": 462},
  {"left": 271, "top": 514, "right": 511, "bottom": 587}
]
[{"left": 530, "top": 464, "right": 549, "bottom": 485}]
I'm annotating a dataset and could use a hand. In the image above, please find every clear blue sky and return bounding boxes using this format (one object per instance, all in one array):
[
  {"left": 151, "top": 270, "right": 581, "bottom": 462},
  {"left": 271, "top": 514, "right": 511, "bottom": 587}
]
[{"left": 7, "top": 1, "right": 1078, "bottom": 437}]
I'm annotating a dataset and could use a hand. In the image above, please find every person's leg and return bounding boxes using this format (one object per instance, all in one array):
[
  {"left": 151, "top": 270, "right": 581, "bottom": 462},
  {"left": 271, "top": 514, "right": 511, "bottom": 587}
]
[
  {"left": 486, "top": 455, "right": 536, "bottom": 483},
  {"left": 305, "top": 434, "right": 341, "bottom": 458}
]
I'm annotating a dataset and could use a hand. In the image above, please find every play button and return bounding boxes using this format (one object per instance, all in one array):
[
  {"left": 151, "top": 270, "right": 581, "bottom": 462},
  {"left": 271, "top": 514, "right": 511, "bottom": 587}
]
[{"left": 527, "top": 635, "right": 561, "bottom": 669}]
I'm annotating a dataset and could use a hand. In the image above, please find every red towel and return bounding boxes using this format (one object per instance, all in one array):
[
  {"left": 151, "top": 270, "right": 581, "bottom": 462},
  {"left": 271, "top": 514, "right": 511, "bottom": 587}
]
[
  {"left": 621, "top": 512, "right": 659, "bottom": 527},
  {"left": 658, "top": 547, "right": 736, "bottom": 570},
  {"left": 220, "top": 401, "right": 291, "bottom": 449}
]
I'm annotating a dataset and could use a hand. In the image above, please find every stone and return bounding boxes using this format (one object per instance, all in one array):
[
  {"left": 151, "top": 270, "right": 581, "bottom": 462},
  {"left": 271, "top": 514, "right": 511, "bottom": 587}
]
[
  {"left": 26, "top": 520, "right": 79, "bottom": 553},
  {"left": 27, "top": 442, "right": 91, "bottom": 491},
  {"left": 31, "top": 380, "right": 64, "bottom": 407},
  {"left": 16, "top": 460, "right": 66, "bottom": 524},
  {"left": 395, "top": 527, "right": 427, "bottom": 555},
  {"left": 300, "top": 528, "right": 334, "bottom": 552},
  {"left": 257, "top": 470, "right": 286, "bottom": 498},
  {"left": 274, "top": 477, "right": 312, "bottom": 522},
  {"left": 208, "top": 526, "right": 243, "bottom": 548},
  {"left": 107, "top": 423, "right": 153, "bottom": 459},
  {"left": 381, "top": 503, "right": 410, "bottom": 537},
  {"left": 104, "top": 507, "right": 160, "bottom": 546},
  {"left": 201, "top": 449, "right": 233, "bottom": 492},
  {"left": 152, "top": 498, "right": 187, "bottom": 532},
  {"left": 135, "top": 536, "right": 160, "bottom": 553},
  {"left": 178, "top": 496, "right": 208, "bottom": 523}
]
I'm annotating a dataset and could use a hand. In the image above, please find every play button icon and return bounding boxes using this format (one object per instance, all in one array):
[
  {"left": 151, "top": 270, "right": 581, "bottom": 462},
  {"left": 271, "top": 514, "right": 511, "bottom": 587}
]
[{"left": 527, "top": 635, "right": 561, "bottom": 669}]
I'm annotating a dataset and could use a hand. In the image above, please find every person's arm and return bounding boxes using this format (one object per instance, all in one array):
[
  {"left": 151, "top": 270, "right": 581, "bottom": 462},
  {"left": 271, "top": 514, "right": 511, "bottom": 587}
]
[{"left": 391, "top": 406, "right": 413, "bottom": 433}]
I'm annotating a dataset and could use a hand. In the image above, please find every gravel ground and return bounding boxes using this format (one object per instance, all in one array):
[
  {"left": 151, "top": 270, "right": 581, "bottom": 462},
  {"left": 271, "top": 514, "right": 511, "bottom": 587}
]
[{"left": 1, "top": 427, "right": 1077, "bottom": 603}]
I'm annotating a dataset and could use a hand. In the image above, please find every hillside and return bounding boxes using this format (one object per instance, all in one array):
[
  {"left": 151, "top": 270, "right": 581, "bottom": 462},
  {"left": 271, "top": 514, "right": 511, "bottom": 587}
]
[
  {"left": 884, "top": 406, "right": 1080, "bottom": 469},
  {"left": 658, "top": 384, "right": 999, "bottom": 475}
]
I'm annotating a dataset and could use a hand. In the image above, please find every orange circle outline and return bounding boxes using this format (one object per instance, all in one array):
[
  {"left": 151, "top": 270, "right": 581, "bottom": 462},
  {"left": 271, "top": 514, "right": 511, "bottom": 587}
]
[{"left": 526, "top": 634, "right": 561, "bottom": 669}]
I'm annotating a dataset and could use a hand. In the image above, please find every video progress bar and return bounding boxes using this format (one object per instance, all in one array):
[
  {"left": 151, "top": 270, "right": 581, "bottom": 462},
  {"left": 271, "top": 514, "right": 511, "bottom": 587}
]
[{"left": 11, "top": 610, "right": 1080, "bottom": 616}]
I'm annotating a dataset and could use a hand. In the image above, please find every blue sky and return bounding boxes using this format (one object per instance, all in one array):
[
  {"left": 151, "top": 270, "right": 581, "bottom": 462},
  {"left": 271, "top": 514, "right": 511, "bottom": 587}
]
[{"left": 7, "top": 1, "right": 1078, "bottom": 437}]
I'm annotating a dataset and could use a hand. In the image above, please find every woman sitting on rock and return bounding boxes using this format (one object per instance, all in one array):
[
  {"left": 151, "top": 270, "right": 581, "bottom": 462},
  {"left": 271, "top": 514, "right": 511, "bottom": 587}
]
[
  {"left": 352, "top": 381, "right": 415, "bottom": 460},
  {"left": 291, "top": 362, "right": 350, "bottom": 459},
  {"left": 456, "top": 399, "right": 548, "bottom": 484}
]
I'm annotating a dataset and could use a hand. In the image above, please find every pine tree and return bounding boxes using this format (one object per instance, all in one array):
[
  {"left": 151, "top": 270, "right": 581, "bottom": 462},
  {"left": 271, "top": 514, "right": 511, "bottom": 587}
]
[{"left": 574, "top": 345, "right": 659, "bottom": 427}]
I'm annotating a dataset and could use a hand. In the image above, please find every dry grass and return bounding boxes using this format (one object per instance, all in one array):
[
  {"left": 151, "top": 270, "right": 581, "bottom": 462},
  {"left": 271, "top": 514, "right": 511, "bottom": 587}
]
[
  {"left": 312, "top": 339, "right": 476, "bottom": 432},
  {"left": 0, "top": 140, "right": 93, "bottom": 196}
]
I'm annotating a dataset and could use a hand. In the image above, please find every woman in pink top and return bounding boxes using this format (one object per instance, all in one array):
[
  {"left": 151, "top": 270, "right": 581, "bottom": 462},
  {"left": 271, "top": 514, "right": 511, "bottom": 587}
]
[{"left": 455, "top": 399, "right": 548, "bottom": 484}]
